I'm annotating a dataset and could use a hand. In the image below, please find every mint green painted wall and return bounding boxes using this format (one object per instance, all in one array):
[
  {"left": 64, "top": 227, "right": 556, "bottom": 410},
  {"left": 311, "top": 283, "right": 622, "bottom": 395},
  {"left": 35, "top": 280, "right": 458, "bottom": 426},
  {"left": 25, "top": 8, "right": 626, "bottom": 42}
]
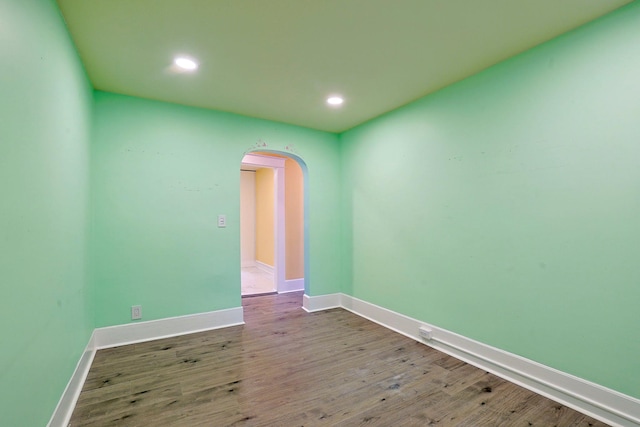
[
  {"left": 340, "top": 2, "right": 640, "bottom": 399},
  {"left": 0, "top": 0, "right": 93, "bottom": 425},
  {"left": 92, "top": 92, "right": 341, "bottom": 327}
]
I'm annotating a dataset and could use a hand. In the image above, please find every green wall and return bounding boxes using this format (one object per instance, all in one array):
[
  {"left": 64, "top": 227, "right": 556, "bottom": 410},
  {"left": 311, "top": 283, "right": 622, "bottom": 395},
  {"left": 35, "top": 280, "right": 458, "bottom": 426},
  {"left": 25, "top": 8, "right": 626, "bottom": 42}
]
[
  {"left": 92, "top": 92, "right": 342, "bottom": 327},
  {"left": 0, "top": 0, "right": 93, "bottom": 425},
  {"left": 340, "top": 2, "right": 640, "bottom": 398},
  {"left": 3, "top": 0, "right": 639, "bottom": 423}
]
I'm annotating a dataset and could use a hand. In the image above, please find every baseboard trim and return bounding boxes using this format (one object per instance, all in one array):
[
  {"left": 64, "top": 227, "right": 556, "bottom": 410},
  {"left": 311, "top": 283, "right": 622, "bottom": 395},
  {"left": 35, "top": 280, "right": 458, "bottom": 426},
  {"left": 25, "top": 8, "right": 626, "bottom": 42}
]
[
  {"left": 47, "top": 333, "right": 97, "bottom": 427},
  {"left": 279, "top": 278, "right": 304, "bottom": 293},
  {"left": 302, "top": 293, "right": 341, "bottom": 312},
  {"left": 308, "top": 292, "right": 640, "bottom": 427},
  {"left": 255, "top": 261, "right": 274, "bottom": 277},
  {"left": 94, "top": 307, "right": 245, "bottom": 349}
]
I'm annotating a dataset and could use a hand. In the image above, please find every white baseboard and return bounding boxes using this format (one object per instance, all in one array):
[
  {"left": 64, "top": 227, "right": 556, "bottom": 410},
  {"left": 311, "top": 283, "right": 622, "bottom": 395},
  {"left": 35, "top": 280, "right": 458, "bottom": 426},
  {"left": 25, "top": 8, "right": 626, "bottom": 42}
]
[
  {"left": 302, "top": 293, "right": 341, "bottom": 312},
  {"left": 241, "top": 260, "right": 255, "bottom": 268},
  {"left": 306, "top": 293, "right": 640, "bottom": 427},
  {"left": 255, "top": 261, "right": 274, "bottom": 278},
  {"left": 279, "top": 278, "right": 304, "bottom": 293},
  {"left": 47, "top": 333, "right": 97, "bottom": 427},
  {"left": 94, "top": 307, "right": 244, "bottom": 349}
]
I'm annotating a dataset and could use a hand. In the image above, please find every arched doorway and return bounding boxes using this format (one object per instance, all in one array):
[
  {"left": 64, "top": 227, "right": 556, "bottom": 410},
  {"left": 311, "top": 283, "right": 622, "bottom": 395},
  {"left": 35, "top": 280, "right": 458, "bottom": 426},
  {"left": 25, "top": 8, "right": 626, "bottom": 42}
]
[{"left": 240, "top": 152, "right": 307, "bottom": 296}]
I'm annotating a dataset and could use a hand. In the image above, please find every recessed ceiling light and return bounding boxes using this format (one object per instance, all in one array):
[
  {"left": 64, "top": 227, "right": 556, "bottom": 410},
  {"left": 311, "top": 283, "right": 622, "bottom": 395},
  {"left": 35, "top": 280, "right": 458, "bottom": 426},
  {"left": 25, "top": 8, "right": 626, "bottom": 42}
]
[
  {"left": 174, "top": 57, "right": 198, "bottom": 71},
  {"left": 327, "top": 96, "right": 344, "bottom": 106}
]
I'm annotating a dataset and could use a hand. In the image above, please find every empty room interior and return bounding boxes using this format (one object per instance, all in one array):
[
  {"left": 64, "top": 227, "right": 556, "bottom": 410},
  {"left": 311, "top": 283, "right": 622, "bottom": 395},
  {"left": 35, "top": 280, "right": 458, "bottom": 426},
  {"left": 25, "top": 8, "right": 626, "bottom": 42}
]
[{"left": 2, "top": 0, "right": 640, "bottom": 426}]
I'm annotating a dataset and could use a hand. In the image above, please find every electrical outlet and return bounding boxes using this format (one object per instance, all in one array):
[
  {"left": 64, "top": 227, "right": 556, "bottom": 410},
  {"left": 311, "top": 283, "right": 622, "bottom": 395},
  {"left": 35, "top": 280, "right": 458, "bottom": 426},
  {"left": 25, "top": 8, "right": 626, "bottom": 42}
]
[
  {"left": 419, "top": 326, "right": 433, "bottom": 340},
  {"left": 217, "top": 214, "right": 227, "bottom": 228},
  {"left": 131, "top": 305, "right": 142, "bottom": 320}
]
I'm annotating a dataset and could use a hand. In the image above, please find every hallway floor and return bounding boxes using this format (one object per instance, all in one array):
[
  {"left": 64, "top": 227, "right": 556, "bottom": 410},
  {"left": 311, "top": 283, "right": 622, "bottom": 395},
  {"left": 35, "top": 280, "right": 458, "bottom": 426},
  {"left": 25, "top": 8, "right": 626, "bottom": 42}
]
[{"left": 241, "top": 266, "right": 275, "bottom": 296}]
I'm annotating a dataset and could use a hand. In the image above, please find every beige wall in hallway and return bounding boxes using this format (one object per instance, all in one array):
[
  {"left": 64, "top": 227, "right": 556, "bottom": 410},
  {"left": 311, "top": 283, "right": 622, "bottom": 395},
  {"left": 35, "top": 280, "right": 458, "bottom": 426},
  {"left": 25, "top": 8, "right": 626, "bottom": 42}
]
[
  {"left": 285, "top": 158, "right": 304, "bottom": 279},
  {"left": 250, "top": 152, "right": 305, "bottom": 279},
  {"left": 240, "top": 170, "right": 256, "bottom": 267},
  {"left": 255, "top": 167, "right": 275, "bottom": 266}
]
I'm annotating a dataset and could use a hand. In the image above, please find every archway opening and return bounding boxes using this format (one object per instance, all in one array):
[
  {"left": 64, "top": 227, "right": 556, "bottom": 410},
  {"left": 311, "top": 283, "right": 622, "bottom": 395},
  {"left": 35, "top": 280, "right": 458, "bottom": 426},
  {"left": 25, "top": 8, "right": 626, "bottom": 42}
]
[{"left": 239, "top": 151, "right": 308, "bottom": 297}]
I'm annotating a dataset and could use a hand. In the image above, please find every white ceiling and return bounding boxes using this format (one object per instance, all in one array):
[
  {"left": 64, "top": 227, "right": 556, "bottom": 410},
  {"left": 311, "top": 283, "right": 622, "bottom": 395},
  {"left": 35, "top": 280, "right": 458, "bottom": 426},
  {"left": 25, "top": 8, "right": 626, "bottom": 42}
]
[{"left": 56, "top": 0, "right": 633, "bottom": 133}]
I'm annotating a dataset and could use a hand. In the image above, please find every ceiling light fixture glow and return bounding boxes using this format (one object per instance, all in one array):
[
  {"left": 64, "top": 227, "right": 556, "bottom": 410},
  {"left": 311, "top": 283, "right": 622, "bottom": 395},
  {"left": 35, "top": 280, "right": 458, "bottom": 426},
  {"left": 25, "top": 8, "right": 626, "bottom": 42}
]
[
  {"left": 326, "top": 96, "right": 344, "bottom": 106},
  {"left": 174, "top": 57, "right": 198, "bottom": 71}
]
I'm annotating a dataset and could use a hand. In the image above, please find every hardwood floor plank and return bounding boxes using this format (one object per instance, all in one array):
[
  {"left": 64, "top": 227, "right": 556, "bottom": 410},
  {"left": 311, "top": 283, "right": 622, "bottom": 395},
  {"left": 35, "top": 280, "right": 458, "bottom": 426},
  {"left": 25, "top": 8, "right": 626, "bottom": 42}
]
[{"left": 69, "top": 292, "right": 610, "bottom": 427}]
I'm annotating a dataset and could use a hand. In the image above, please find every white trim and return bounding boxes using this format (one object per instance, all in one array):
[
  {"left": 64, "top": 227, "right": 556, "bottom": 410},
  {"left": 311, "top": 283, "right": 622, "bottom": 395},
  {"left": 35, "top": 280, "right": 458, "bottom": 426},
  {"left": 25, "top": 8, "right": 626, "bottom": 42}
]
[
  {"left": 47, "top": 333, "right": 97, "bottom": 427},
  {"left": 278, "top": 278, "right": 304, "bottom": 293},
  {"left": 302, "top": 293, "right": 341, "bottom": 312},
  {"left": 255, "top": 260, "right": 274, "bottom": 278},
  {"left": 241, "top": 153, "right": 286, "bottom": 169},
  {"left": 93, "top": 307, "right": 244, "bottom": 349},
  {"left": 337, "top": 293, "right": 640, "bottom": 427}
]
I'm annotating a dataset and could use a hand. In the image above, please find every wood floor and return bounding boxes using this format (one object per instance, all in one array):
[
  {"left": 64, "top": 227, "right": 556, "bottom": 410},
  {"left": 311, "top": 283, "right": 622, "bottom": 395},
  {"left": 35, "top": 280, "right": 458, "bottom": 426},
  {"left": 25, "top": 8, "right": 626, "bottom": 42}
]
[{"left": 69, "top": 292, "right": 609, "bottom": 426}]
